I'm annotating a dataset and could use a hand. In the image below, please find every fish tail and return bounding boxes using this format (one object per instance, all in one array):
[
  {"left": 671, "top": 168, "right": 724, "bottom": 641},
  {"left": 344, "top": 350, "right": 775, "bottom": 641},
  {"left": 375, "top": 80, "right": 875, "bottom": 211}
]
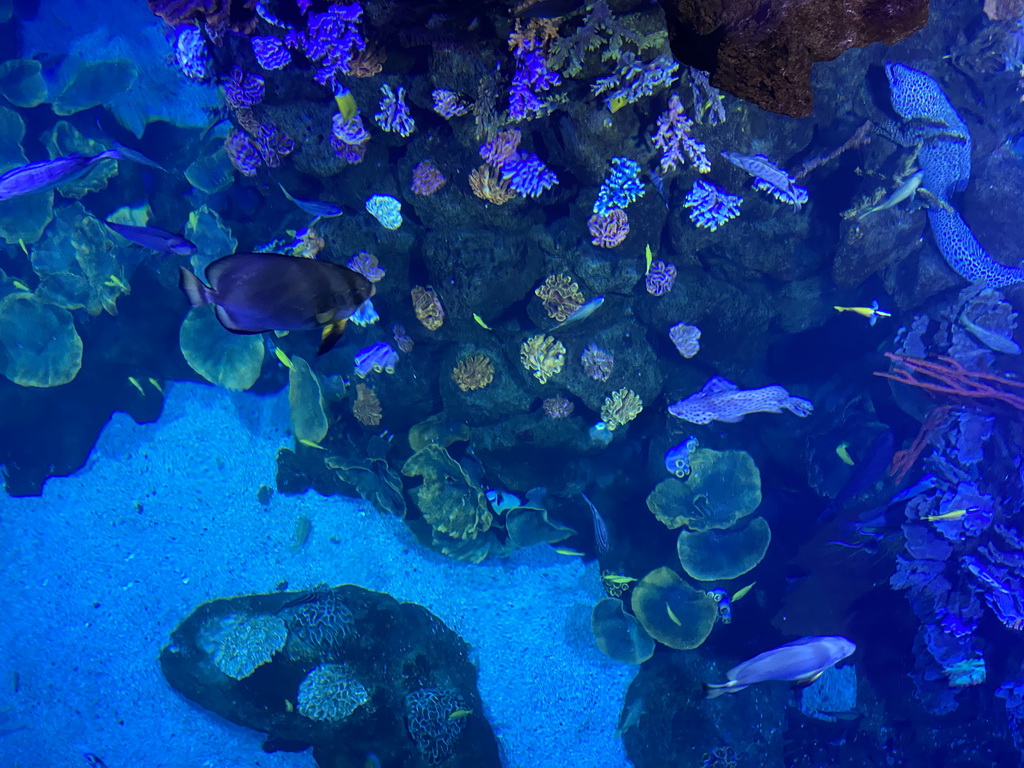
[
  {"left": 704, "top": 681, "right": 743, "bottom": 699},
  {"left": 317, "top": 319, "right": 348, "bottom": 356},
  {"left": 178, "top": 267, "right": 213, "bottom": 308},
  {"left": 111, "top": 142, "right": 165, "bottom": 172}
]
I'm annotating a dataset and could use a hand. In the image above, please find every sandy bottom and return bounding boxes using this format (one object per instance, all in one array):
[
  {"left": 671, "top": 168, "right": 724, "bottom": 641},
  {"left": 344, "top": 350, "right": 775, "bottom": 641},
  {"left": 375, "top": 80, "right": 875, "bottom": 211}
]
[{"left": 0, "top": 382, "right": 635, "bottom": 768}]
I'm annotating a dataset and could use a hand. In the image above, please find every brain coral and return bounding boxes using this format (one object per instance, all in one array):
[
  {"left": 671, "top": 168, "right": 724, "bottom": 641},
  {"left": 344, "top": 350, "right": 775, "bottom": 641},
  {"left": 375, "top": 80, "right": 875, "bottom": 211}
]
[
  {"left": 520, "top": 334, "right": 566, "bottom": 384},
  {"left": 535, "top": 274, "right": 584, "bottom": 321},
  {"left": 284, "top": 585, "right": 355, "bottom": 661},
  {"left": 297, "top": 663, "right": 369, "bottom": 722},
  {"left": 405, "top": 687, "right": 467, "bottom": 764},
  {"left": 204, "top": 613, "right": 288, "bottom": 680}
]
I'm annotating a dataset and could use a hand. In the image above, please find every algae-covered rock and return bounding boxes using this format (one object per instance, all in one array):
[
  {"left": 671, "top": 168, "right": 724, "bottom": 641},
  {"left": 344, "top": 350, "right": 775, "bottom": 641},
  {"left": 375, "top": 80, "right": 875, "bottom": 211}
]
[
  {"left": 185, "top": 147, "right": 235, "bottom": 194},
  {"left": 327, "top": 455, "right": 407, "bottom": 518},
  {"left": 0, "top": 294, "right": 82, "bottom": 387},
  {"left": 42, "top": 121, "right": 117, "bottom": 199},
  {"left": 0, "top": 106, "right": 53, "bottom": 246},
  {"left": 431, "top": 528, "right": 507, "bottom": 563},
  {"left": 591, "top": 598, "right": 655, "bottom": 664},
  {"left": 179, "top": 307, "right": 264, "bottom": 391},
  {"left": 402, "top": 444, "right": 492, "bottom": 541},
  {"left": 289, "top": 356, "right": 328, "bottom": 445},
  {"left": 186, "top": 206, "right": 237, "bottom": 275},
  {"left": 0, "top": 59, "right": 48, "bottom": 108},
  {"left": 677, "top": 516, "right": 772, "bottom": 581},
  {"left": 505, "top": 506, "right": 574, "bottom": 548},
  {"left": 52, "top": 59, "right": 137, "bottom": 115},
  {"left": 646, "top": 448, "right": 761, "bottom": 531},
  {"left": 631, "top": 567, "right": 718, "bottom": 651},
  {"left": 408, "top": 412, "right": 471, "bottom": 453}
]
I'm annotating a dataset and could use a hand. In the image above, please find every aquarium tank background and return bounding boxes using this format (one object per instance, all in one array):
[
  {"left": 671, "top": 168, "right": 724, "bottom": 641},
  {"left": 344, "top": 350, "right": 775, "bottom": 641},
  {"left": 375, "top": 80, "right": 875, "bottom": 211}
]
[{"left": 0, "top": 0, "right": 1023, "bottom": 765}]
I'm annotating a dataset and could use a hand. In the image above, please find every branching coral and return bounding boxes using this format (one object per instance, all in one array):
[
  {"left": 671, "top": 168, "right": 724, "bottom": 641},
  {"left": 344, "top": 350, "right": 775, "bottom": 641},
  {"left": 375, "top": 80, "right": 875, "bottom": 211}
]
[
  {"left": 535, "top": 274, "right": 584, "bottom": 321},
  {"left": 520, "top": 335, "right": 565, "bottom": 384},
  {"left": 411, "top": 286, "right": 445, "bottom": 330},
  {"left": 452, "top": 354, "right": 494, "bottom": 391},
  {"left": 469, "top": 165, "right": 515, "bottom": 205},
  {"left": 601, "top": 388, "right": 642, "bottom": 429}
]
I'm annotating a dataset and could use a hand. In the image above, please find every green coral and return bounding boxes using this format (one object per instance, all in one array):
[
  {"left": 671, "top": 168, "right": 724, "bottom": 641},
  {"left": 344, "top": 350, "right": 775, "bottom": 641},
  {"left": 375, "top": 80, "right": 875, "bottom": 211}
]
[
  {"left": 646, "top": 448, "right": 761, "bottom": 531},
  {"left": 289, "top": 356, "right": 328, "bottom": 445},
  {"left": 591, "top": 597, "right": 655, "bottom": 664},
  {"left": 42, "top": 121, "right": 118, "bottom": 199},
  {"left": 297, "top": 664, "right": 369, "bottom": 722},
  {"left": 506, "top": 505, "right": 575, "bottom": 548},
  {"left": 0, "top": 59, "right": 48, "bottom": 108},
  {"left": 52, "top": 59, "right": 137, "bottom": 115},
  {"left": 0, "top": 106, "right": 53, "bottom": 246},
  {"left": 185, "top": 147, "right": 235, "bottom": 194},
  {"left": 676, "top": 516, "right": 772, "bottom": 581},
  {"left": 631, "top": 567, "right": 718, "bottom": 651},
  {"left": 402, "top": 444, "right": 492, "bottom": 540},
  {"left": 208, "top": 613, "right": 288, "bottom": 680},
  {"left": 186, "top": 206, "right": 238, "bottom": 275},
  {"left": 179, "top": 307, "right": 265, "bottom": 391},
  {"left": 0, "top": 293, "right": 82, "bottom": 387}
]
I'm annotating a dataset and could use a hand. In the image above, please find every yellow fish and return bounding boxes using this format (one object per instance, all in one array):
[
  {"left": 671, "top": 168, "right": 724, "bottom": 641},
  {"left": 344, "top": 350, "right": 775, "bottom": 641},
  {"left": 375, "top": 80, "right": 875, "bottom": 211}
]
[
  {"left": 666, "top": 603, "right": 682, "bottom": 626},
  {"left": 18, "top": 238, "right": 28, "bottom": 255},
  {"left": 609, "top": 95, "right": 629, "bottom": 114},
  {"left": 11, "top": 280, "right": 31, "bottom": 292},
  {"left": 274, "top": 347, "right": 294, "bottom": 370},
  {"left": 924, "top": 509, "right": 970, "bottom": 522},
  {"left": 104, "top": 275, "right": 128, "bottom": 290},
  {"left": 833, "top": 300, "right": 891, "bottom": 327},
  {"left": 645, "top": 243, "right": 653, "bottom": 275},
  {"left": 473, "top": 313, "right": 492, "bottom": 331},
  {"left": 284, "top": 699, "right": 294, "bottom": 713},
  {"left": 147, "top": 378, "right": 163, "bottom": 394},
  {"left": 554, "top": 547, "right": 585, "bottom": 557},
  {"left": 731, "top": 582, "right": 756, "bottom": 602},
  {"left": 835, "top": 442, "right": 855, "bottom": 466},
  {"left": 603, "top": 574, "right": 638, "bottom": 585},
  {"left": 448, "top": 708, "right": 473, "bottom": 721},
  {"left": 335, "top": 88, "right": 358, "bottom": 121},
  {"left": 128, "top": 376, "right": 145, "bottom": 396},
  {"left": 298, "top": 438, "right": 325, "bottom": 450}
]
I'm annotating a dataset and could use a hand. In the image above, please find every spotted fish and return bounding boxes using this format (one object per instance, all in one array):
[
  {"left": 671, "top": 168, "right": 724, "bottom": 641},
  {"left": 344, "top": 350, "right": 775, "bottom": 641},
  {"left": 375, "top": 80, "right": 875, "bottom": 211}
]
[{"left": 668, "top": 376, "right": 813, "bottom": 424}]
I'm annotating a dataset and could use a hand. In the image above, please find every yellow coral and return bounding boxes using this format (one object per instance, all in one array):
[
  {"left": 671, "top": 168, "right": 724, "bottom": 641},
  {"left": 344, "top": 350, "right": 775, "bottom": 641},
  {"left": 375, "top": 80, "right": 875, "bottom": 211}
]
[
  {"left": 520, "top": 335, "right": 565, "bottom": 384},
  {"left": 411, "top": 286, "right": 444, "bottom": 331},
  {"left": 352, "top": 383, "right": 382, "bottom": 426},
  {"left": 601, "top": 388, "right": 642, "bottom": 430},
  {"left": 452, "top": 354, "right": 494, "bottom": 391},
  {"left": 469, "top": 164, "right": 515, "bottom": 205},
  {"left": 534, "top": 274, "right": 584, "bottom": 322}
]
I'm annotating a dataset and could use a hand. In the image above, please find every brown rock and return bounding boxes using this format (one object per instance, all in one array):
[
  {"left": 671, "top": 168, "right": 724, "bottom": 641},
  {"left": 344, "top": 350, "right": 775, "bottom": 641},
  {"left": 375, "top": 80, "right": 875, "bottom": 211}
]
[{"left": 657, "top": 0, "right": 930, "bottom": 117}]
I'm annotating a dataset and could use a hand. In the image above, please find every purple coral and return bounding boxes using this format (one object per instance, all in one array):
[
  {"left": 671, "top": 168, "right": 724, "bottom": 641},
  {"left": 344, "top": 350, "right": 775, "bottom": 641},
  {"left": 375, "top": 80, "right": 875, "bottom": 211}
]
[
  {"left": 293, "top": 3, "right": 366, "bottom": 90},
  {"left": 683, "top": 180, "right": 742, "bottom": 231},
  {"left": 224, "top": 66, "right": 265, "bottom": 109},
  {"left": 411, "top": 161, "right": 446, "bottom": 195},
  {"left": 501, "top": 152, "right": 557, "bottom": 198},
  {"left": 347, "top": 252, "right": 385, "bottom": 283},
  {"left": 375, "top": 84, "right": 415, "bottom": 137},
  {"left": 652, "top": 93, "right": 710, "bottom": 174},
  {"left": 252, "top": 124, "right": 294, "bottom": 167},
  {"left": 479, "top": 129, "right": 521, "bottom": 169},
  {"left": 432, "top": 89, "right": 470, "bottom": 118},
  {"left": 392, "top": 323, "right": 413, "bottom": 353},
  {"left": 581, "top": 343, "right": 613, "bottom": 382},
  {"left": 669, "top": 322, "right": 701, "bottom": 358},
  {"left": 354, "top": 342, "right": 399, "bottom": 377},
  {"left": 252, "top": 36, "right": 292, "bottom": 70},
  {"left": 225, "top": 130, "right": 261, "bottom": 177},
  {"left": 645, "top": 260, "right": 676, "bottom": 296},
  {"left": 507, "top": 23, "right": 560, "bottom": 121},
  {"left": 331, "top": 112, "right": 369, "bottom": 163}
]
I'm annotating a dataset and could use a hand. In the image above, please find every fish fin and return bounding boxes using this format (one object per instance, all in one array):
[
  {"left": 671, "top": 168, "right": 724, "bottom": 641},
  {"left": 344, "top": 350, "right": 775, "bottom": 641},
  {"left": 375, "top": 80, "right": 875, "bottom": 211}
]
[
  {"left": 178, "top": 267, "right": 212, "bottom": 308},
  {"left": 318, "top": 319, "right": 347, "bottom": 356},
  {"left": 704, "top": 681, "right": 743, "bottom": 699},
  {"left": 111, "top": 142, "right": 165, "bottom": 172},
  {"left": 702, "top": 377, "right": 736, "bottom": 394},
  {"left": 794, "top": 671, "right": 824, "bottom": 688},
  {"left": 214, "top": 304, "right": 262, "bottom": 335}
]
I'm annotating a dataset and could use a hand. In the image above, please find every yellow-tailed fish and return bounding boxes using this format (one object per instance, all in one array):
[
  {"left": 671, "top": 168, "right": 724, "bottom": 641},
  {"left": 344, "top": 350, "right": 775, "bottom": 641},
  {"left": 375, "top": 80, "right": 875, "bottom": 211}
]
[
  {"left": 835, "top": 442, "right": 855, "bottom": 466},
  {"left": 731, "top": 582, "right": 756, "bottom": 602},
  {"left": 924, "top": 509, "right": 970, "bottom": 522},
  {"left": 335, "top": 88, "right": 358, "bottom": 121},
  {"left": 554, "top": 547, "right": 585, "bottom": 557},
  {"left": 18, "top": 238, "right": 28, "bottom": 255},
  {"left": 299, "top": 438, "right": 325, "bottom": 450},
  {"left": 666, "top": 603, "right": 683, "bottom": 626},
  {"left": 609, "top": 95, "right": 628, "bottom": 113},
  {"left": 11, "top": 280, "right": 30, "bottom": 292},
  {"left": 645, "top": 243, "right": 653, "bottom": 275},
  {"left": 603, "top": 574, "right": 638, "bottom": 585},
  {"left": 128, "top": 376, "right": 145, "bottom": 396},
  {"left": 473, "top": 313, "right": 492, "bottom": 330},
  {"left": 833, "top": 299, "right": 891, "bottom": 327},
  {"left": 274, "top": 347, "right": 295, "bottom": 370},
  {"left": 147, "top": 378, "right": 163, "bottom": 394},
  {"left": 448, "top": 708, "right": 472, "bottom": 721},
  {"left": 284, "top": 699, "right": 294, "bottom": 713},
  {"left": 104, "top": 275, "right": 128, "bottom": 290}
]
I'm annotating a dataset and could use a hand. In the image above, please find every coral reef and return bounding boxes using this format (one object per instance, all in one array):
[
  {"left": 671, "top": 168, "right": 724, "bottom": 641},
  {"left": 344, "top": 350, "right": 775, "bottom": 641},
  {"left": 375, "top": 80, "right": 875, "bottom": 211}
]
[
  {"left": 452, "top": 354, "right": 495, "bottom": 391},
  {"left": 520, "top": 334, "right": 566, "bottom": 384}
]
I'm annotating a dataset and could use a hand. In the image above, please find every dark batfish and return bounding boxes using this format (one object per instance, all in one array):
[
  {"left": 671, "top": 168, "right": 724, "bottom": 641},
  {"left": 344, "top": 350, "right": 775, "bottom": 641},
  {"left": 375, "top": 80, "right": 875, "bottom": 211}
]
[
  {"left": 705, "top": 636, "right": 856, "bottom": 698},
  {"left": 105, "top": 221, "right": 197, "bottom": 257},
  {"left": 0, "top": 143, "right": 164, "bottom": 201},
  {"left": 179, "top": 252, "right": 375, "bottom": 355}
]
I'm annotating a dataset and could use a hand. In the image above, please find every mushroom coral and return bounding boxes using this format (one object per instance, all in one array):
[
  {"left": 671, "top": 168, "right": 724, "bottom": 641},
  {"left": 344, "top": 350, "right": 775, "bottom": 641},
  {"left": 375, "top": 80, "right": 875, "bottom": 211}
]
[
  {"left": 646, "top": 448, "right": 761, "bottom": 530},
  {"left": 179, "top": 306, "right": 264, "bottom": 391},
  {"left": 676, "top": 516, "right": 772, "bottom": 581},
  {"left": 0, "top": 59, "right": 48, "bottom": 108},
  {"left": 631, "top": 567, "right": 718, "bottom": 650},
  {"left": 289, "top": 356, "right": 328, "bottom": 446},
  {"left": 401, "top": 444, "right": 492, "bottom": 540},
  {"left": 591, "top": 597, "right": 655, "bottom": 664},
  {"left": 0, "top": 106, "right": 53, "bottom": 246},
  {"left": 0, "top": 293, "right": 83, "bottom": 387}
]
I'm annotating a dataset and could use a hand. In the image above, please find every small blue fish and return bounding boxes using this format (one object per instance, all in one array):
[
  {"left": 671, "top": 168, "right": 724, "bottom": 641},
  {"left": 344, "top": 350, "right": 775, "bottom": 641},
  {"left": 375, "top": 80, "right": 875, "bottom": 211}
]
[
  {"left": 551, "top": 296, "right": 604, "bottom": 330},
  {"left": 105, "top": 222, "right": 197, "bottom": 257},
  {"left": 0, "top": 143, "right": 163, "bottom": 201},
  {"left": 278, "top": 183, "right": 345, "bottom": 221}
]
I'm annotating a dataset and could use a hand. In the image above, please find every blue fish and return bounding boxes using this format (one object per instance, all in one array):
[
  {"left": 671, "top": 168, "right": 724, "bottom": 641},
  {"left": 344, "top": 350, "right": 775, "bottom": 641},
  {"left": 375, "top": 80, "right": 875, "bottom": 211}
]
[
  {"left": 278, "top": 183, "right": 344, "bottom": 220},
  {"left": 105, "top": 222, "right": 197, "bottom": 257},
  {"left": 0, "top": 143, "right": 163, "bottom": 201}
]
